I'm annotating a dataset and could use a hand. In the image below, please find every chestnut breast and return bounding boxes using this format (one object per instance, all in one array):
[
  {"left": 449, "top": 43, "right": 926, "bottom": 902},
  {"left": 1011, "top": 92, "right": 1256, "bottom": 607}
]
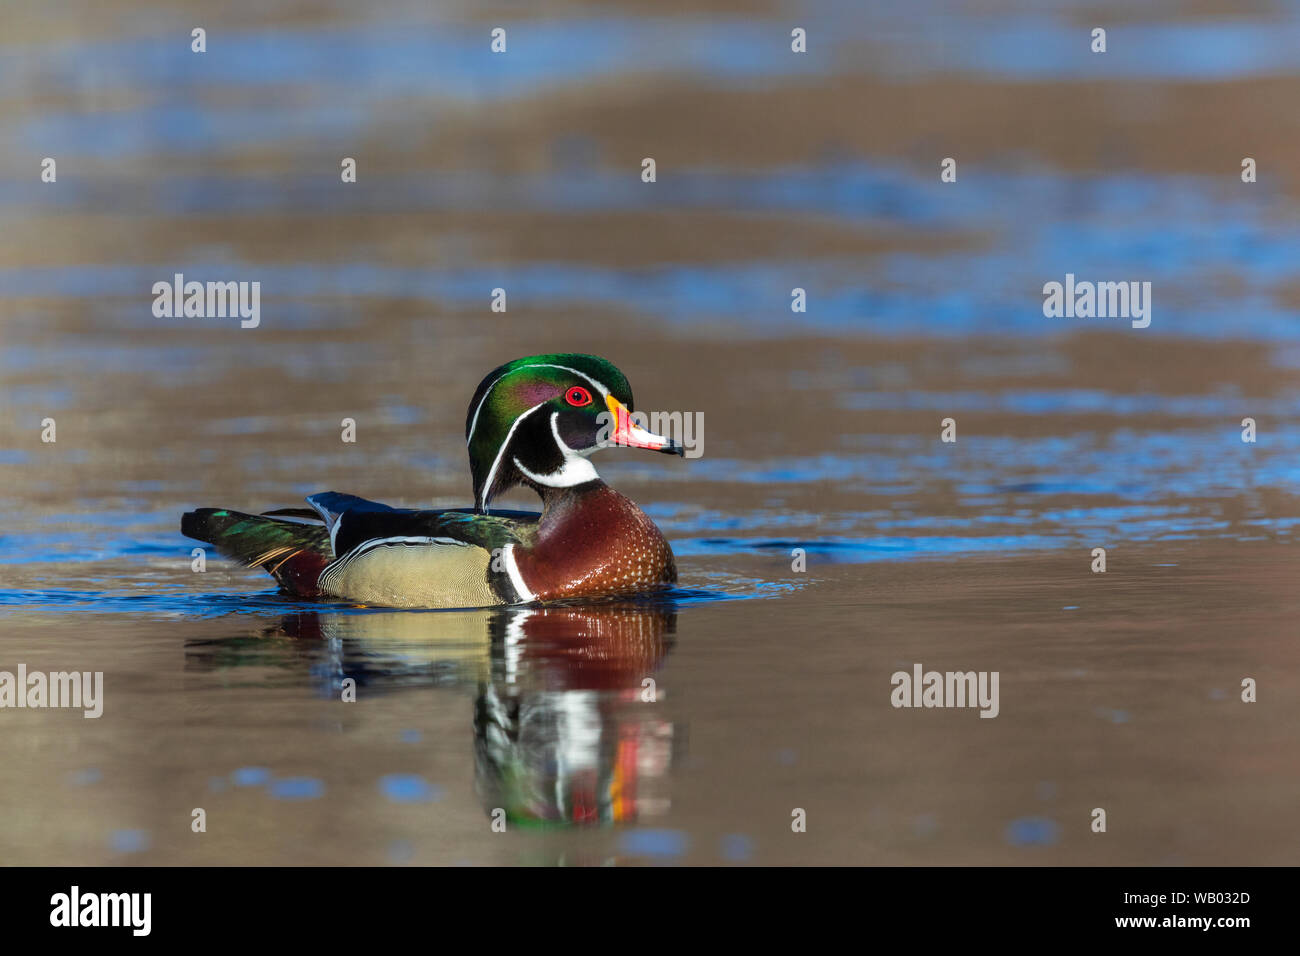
[{"left": 514, "top": 484, "right": 676, "bottom": 601}]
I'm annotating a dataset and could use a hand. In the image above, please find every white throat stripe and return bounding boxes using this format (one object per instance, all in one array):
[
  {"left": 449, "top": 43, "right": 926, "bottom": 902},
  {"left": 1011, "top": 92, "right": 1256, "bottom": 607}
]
[
  {"left": 512, "top": 412, "right": 600, "bottom": 489},
  {"left": 479, "top": 401, "right": 546, "bottom": 510}
]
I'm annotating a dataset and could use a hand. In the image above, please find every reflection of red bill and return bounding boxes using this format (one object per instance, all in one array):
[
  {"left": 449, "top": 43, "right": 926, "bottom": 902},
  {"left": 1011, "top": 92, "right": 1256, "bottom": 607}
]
[
  {"left": 605, "top": 395, "right": 684, "bottom": 456},
  {"left": 571, "top": 770, "right": 600, "bottom": 825},
  {"left": 611, "top": 733, "right": 638, "bottom": 822}
]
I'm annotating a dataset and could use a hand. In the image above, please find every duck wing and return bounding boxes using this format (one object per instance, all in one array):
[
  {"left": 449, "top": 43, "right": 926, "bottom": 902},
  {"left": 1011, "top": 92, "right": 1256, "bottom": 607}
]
[
  {"left": 304, "top": 492, "right": 539, "bottom": 608},
  {"left": 305, "top": 492, "right": 538, "bottom": 557}
]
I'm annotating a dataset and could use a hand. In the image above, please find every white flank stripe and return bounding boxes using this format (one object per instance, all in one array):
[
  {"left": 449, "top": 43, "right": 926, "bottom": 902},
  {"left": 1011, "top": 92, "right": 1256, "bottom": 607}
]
[{"left": 501, "top": 543, "right": 535, "bottom": 602}]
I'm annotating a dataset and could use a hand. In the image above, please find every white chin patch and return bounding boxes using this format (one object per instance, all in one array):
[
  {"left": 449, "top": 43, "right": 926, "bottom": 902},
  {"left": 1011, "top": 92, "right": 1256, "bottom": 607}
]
[{"left": 513, "top": 412, "right": 601, "bottom": 488}]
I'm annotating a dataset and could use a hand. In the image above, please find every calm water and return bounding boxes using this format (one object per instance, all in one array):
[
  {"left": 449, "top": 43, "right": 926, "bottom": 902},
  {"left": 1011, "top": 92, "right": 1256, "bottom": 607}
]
[{"left": 1, "top": 0, "right": 1298, "bottom": 864}]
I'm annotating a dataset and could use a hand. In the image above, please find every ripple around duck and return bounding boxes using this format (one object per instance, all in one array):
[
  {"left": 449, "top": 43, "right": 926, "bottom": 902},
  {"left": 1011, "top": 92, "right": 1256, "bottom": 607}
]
[
  {"left": 0, "top": 442, "right": 1291, "bottom": 616},
  {"left": 0, "top": 575, "right": 792, "bottom": 619}
]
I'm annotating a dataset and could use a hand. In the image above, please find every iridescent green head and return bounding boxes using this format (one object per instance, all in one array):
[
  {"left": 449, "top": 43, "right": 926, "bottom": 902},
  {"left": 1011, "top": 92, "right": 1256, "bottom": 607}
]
[{"left": 464, "top": 353, "right": 681, "bottom": 510}]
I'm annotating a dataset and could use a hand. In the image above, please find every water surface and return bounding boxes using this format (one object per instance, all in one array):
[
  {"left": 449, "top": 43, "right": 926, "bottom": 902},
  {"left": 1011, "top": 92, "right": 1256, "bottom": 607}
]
[{"left": 1, "top": 0, "right": 1298, "bottom": 864}]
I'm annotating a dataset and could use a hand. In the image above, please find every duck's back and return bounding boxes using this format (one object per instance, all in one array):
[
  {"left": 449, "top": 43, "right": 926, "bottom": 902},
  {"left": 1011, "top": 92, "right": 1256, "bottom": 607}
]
[{"left": 183, "top": 494, "right": 541, "bottom": 609}]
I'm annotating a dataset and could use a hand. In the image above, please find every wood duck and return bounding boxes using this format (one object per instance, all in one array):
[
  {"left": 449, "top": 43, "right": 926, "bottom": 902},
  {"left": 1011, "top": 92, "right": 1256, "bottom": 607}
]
[{"left": 182, "top": 354, "right": 684, "bottom": 609}]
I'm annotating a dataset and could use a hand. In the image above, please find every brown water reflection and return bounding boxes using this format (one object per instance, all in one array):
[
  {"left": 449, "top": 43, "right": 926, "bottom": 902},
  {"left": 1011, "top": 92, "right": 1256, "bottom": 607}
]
[{"left": 190, "top": 603, "right": 680, "bottom": 829}]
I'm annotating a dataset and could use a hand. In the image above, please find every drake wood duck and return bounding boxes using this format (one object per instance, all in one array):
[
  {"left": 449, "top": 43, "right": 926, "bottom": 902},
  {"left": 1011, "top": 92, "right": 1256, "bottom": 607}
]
[{"left": 181, "top": 354, "right": 684, "bottom": 608}]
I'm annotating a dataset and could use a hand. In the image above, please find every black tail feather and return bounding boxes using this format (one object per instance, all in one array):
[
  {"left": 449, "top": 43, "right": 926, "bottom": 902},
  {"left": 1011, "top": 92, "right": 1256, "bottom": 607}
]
[{"left": 182, "top": 508, "right": 332, "bottom": 597}]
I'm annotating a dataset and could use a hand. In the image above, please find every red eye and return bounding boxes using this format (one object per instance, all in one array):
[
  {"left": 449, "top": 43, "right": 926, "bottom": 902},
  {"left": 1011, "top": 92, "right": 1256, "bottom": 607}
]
[{"left": 565, "top": 386, "right": 593, "bottom": 407}]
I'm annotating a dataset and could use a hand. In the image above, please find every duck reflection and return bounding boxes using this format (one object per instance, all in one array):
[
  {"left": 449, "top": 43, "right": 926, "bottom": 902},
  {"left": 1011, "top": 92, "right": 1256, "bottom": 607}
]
[
  {"left": 477, "top": 604, "right": 677, "bottom": 827},
  {"left": 185, "top": 600, "right": 679, "bottom": 828}
]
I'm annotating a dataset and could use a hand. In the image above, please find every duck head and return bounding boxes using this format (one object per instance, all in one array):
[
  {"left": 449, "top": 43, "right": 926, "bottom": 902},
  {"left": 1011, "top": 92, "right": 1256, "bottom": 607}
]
[{"left": 465, "top": 353, "right": 682, "bottom": 510}]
